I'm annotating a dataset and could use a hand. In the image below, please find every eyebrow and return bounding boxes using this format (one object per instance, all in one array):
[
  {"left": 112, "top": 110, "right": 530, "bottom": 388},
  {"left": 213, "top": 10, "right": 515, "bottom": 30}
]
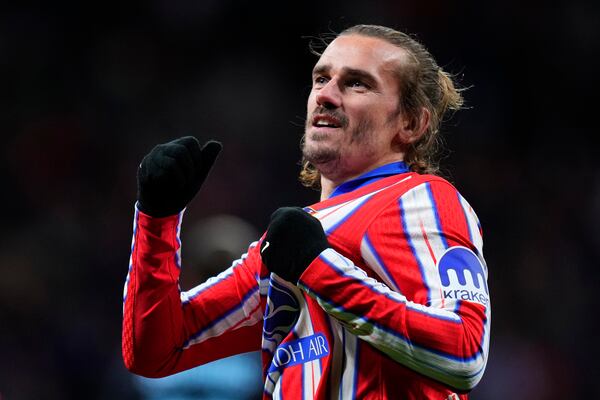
[{"left": 312, "top": 64, "right": 379, "bottom": 87}]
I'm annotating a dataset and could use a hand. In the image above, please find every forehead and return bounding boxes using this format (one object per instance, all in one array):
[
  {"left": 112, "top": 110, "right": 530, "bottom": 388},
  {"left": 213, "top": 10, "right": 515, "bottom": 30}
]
[{"left": 315, "top": 34, "right": 407, "bottom": 80}]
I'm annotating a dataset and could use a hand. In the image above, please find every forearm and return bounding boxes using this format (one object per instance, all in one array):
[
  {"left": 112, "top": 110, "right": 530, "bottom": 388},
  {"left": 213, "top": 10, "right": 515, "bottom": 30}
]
[
  {"left": 298, "top": 249, "right": 490, "bottom": 391},
  {"left": 122, "top": 208, "right": 190, "bottom": 376}
]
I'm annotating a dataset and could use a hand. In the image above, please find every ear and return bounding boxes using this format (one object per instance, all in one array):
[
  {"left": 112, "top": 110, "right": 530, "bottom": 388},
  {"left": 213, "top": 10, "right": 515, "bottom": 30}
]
[{"left": 397, "top": 107, "right": 431, "bottom": 144}]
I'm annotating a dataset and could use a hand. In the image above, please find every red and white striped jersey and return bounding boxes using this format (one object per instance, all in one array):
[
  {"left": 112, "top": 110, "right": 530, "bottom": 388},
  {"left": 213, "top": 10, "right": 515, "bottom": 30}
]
[{"left": 122, "top": 163, "right": 490, "bottom": 399}]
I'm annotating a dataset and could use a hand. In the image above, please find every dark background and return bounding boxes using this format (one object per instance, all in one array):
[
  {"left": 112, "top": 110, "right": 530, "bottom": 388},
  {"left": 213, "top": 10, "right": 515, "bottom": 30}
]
[{"left": 1, "top": 1, "right": 598, "bottom": 399}]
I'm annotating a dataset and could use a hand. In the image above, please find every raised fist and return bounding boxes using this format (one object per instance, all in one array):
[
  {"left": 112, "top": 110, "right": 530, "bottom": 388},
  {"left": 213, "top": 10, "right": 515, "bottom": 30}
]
[
  {"left": 260, "top": 207, "right": 330, "bottom": 283},
  {"left": 136, "top": 136, "right": 222, "bottom": 217}
]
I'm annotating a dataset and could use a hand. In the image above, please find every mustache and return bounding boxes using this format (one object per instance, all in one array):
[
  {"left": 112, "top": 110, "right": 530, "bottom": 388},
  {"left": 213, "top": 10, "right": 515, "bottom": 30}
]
[{"left": 308, "top": 106, "right": 349, "bottom": 128}]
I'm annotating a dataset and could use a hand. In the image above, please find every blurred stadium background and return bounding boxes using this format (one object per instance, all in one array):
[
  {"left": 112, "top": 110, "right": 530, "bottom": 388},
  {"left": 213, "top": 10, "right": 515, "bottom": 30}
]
[{"left": 0, "top": 1, "right": 598, "bottom": 398}]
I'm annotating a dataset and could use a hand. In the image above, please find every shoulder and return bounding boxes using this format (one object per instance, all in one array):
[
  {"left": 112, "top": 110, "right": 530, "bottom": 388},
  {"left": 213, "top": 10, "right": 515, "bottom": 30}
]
[
  {"left": 370, "top": 173, "right": 478, "bottom": 229},
  {"left": 371, "top": 173, "right": 462, "bottom": 209}
]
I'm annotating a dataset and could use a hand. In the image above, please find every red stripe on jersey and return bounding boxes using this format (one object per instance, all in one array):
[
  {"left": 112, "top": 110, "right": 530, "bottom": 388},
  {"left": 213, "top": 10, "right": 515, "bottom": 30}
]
[
  {"left": 428, "top": 181, "right": 473, "bottom": 250},
  {"left": 365, "top": 202, "right": 431, "bottom": 306}
]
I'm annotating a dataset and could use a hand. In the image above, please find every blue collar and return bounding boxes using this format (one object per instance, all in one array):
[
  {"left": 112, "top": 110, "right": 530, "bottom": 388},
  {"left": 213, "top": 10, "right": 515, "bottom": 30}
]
[{"left": 329, "top": 161, "right": 409, "bottom": 198}]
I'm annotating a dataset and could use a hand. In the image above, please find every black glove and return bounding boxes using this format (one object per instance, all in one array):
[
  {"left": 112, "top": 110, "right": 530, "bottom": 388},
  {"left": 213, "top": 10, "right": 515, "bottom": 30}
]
[
  {"left": 260, "top": 207, "right": 330, "bottom": 283},
  {"left": 137, "top": 136, "right": 222, "bottom": 217}
]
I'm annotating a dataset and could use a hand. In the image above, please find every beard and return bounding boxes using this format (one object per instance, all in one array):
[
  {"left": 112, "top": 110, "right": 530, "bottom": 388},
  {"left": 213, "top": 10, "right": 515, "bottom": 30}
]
[
  {"left": 302, "top": 113, "right": 375, "bottom": 167},
  {"left": 301, "top": 132, "right": 340, "bottom": 165}
]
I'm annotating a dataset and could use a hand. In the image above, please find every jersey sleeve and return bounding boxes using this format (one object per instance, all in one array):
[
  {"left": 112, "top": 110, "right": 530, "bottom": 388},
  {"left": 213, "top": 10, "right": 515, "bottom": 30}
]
[
  {"left": 297, "top": 180, "right": 490, "bottom": 391},
  {"left": 122, "top": 206, "right": 265, "bottom": 378}
]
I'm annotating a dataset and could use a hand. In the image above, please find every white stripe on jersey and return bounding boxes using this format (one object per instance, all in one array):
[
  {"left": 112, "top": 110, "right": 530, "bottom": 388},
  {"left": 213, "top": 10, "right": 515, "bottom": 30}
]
[
  {"left": 340, "top": 327, "right": 359, "bottom": 399},
  {"left": 324, "top": 317, "right": 361, "bottom": 400},
  {"left": 400, "top": 183, "right": 447, "bottom": 308},
  {"left": 264, "top": 370, "right": 278, "bottom": 396},
  {"left": 258, "top": 275, "right": 270, "bottom": 296},
  {"left": 458, "top": 194, "right": 485, "bottom": 268},
  {"left": 328, "top": 318, "right": 345, "bottom": 400},
  {"left": 295, "top": 295, "right": 322, "bottom": 399},
  {"left": 123, "top": 207, "right": 140, "bottom": 312},
  {"left": 272, "top": 375, "right": 283, "bottom": 400},
  {"left": 456, "top": 194, "right": 492, "bottom": 385},
  {"left": 174, "top": 210, "right": 185, "bottom": 268}
]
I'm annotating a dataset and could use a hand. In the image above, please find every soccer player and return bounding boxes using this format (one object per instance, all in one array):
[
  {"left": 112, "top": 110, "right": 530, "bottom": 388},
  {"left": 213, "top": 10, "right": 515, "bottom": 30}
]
[{"left": 122, "top": 24, "right": 490, "bottom": 399}]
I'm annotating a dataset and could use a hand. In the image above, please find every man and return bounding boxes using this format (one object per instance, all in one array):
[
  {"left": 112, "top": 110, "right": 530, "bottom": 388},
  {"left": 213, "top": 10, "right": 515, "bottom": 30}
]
[{"left": 122, "top": 24, "right": 490, "bottom": 399}]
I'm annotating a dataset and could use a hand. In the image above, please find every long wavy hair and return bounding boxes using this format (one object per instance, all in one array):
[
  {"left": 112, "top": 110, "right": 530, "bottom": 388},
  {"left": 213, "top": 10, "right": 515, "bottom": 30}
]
[{"left": 299, "top": 24, "right": 465, "bottom": 190}]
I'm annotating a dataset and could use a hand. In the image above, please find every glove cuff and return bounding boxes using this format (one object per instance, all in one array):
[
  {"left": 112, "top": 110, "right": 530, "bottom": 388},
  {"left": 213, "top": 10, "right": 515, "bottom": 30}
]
[
  {"left": 136, "top": 198, "right": 183, "bottom": 218},
  {"left": 135, "top": 201, "right": 185, "bottom": 219}
]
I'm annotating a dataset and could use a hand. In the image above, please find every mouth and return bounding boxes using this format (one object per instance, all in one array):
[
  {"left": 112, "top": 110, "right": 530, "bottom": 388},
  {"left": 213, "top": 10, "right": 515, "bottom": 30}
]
[{"left": 312, "top": 114, "right": 342, "bottom": 129}]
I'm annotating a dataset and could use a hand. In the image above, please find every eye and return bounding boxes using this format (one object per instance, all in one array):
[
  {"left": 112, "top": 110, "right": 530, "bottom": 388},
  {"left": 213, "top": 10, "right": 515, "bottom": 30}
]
[
  {"left": 347, "top": 79, "right": 368, "bottom": 89},
  {"left": 313, "top": 76, "right": 329, "bottom": 87}
]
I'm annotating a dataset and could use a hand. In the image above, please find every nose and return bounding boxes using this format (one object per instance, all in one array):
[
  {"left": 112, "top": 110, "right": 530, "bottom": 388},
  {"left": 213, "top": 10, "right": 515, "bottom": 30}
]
[{"left": 315, "top": 79, "right": 342, "bottom": 109}]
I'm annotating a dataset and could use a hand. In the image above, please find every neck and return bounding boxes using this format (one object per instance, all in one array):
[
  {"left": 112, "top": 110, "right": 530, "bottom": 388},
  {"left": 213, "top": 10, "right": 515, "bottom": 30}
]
[{"left": 319, "top": 177, "right": 337, "bottom": 201}]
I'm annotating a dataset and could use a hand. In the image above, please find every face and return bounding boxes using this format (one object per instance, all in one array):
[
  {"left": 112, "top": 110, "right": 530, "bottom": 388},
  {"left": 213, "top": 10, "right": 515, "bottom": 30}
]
[{"left": 303, "top": 34, "right": 408, "bottom": 182}]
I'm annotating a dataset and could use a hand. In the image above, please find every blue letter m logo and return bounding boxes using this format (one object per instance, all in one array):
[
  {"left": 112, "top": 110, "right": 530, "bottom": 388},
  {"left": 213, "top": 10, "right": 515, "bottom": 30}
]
[{"left": 439, "top": 246, "right": 488, "bottom": 294}]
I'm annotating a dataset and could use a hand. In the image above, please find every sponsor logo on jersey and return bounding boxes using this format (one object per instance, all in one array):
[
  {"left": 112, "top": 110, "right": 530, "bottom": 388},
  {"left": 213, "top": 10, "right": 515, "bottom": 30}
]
[
  {"left": 438, "top": 246, "right": 489, "bottom": 306},
  {"left": 268, "top": 333, "right": 330, "bottom": 373},
  {"left": 263, "top": 279, "right": 300, "bottom": 352}
]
